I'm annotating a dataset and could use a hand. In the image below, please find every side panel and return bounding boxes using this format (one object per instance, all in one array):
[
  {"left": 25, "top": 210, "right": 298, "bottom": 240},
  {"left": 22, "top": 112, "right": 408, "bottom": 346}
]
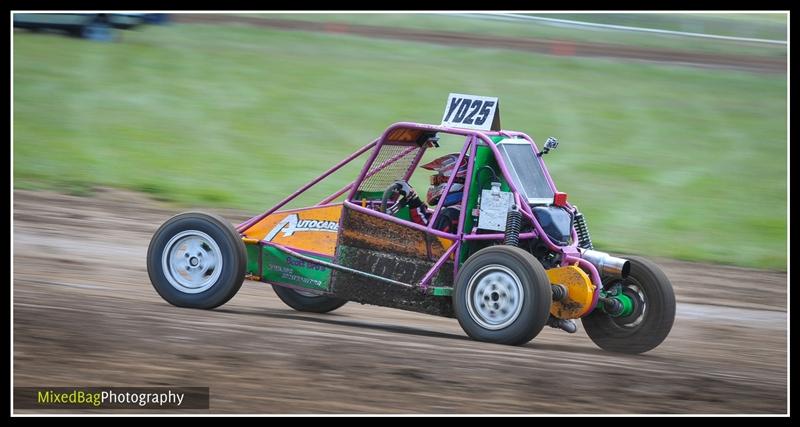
[
  {"left": 242, "top": 204, "right": 342, "bottom": 257},
  {"left": 245, "top": 242, "right": 334, "bottom": 292},
  {"left": 460, "top": 140, "right": 511, "bottom": 263},
  {"left": 330, "top": 207, "right": 455, "bottom": 317},
  {"left": 243, "top": 204, "right": 341, "bottom": 292},
  {"left": 261, "top": 246, "right": 332, "bottom": 292}
]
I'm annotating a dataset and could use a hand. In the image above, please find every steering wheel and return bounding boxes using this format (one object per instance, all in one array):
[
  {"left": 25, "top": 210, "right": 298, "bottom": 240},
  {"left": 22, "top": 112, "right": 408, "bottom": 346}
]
[{"left": 381, "top": 182, "right": 406, "bottom": 214}]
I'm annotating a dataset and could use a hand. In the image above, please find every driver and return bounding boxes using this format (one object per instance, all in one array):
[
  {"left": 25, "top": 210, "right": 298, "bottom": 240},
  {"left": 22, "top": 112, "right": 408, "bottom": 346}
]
[{"left": 391, "top": 153, "right": 468, "bottom": 233}]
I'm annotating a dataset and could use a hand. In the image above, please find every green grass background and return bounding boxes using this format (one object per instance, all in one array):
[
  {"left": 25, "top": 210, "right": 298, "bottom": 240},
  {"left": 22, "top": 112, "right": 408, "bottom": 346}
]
[
  {"left": 13, "top": 18, "right": 787, "bottom": 269},
  {"left": 266, "top": 13, "right": 787, "bottom": 58}
]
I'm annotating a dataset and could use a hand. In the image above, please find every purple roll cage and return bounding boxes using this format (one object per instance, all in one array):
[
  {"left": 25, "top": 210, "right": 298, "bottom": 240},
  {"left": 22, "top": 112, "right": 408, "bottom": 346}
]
[{"left": 237, "top": 122, "right": 603, "bottom": 306}]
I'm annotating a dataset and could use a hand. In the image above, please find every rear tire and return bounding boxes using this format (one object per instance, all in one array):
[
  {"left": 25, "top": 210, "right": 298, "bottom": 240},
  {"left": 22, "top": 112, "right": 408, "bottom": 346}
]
[
  {"left": 147, "top": 212, "right": 246, "bottom": 309},
  {"left": 272, "top": 285, "right": 347, "bottom": 313},
  {"left": 582, "top": 256, "right": 675, "bottom": 354},
  {"left": 453, "top": 246, "right": 552, "bottom": 346}
]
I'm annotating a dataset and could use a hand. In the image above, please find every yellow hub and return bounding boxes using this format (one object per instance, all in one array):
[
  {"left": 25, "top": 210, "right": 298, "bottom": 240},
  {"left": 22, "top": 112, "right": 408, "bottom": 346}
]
[{"left": 546, "top": 265, "right": 596, "bottom": 320}]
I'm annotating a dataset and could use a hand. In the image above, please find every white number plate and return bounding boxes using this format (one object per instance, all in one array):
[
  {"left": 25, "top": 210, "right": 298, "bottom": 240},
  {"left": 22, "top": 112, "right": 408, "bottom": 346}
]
[{"left": 441, "top": 93, "right": 500, "bottom": 131}]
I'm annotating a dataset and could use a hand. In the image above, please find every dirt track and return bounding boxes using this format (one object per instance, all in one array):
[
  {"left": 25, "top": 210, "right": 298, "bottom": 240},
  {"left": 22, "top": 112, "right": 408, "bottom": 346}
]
[
  {"left": 13, "top": 189, "right": 787, "bottom": 414},
  {"left": 172, "top": 14, "right": 787, "bottom": 74}
]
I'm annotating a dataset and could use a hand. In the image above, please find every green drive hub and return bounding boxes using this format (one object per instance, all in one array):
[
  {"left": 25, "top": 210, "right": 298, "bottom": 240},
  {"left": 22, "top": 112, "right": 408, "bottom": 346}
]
[{"left": 602, "top": 291, "right": 635, "bottom": 318}]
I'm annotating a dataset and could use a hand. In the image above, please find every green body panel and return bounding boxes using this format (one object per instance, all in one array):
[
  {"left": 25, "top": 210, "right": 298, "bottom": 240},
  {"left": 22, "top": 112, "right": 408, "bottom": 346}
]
[
  {"left": 355, "top": 190, "right": 384, "bottom": 199},
  {"left": 258, "top": 245, "right": 332, "bottom": 292},
  {"left": 459, "top": 136, "right": 511, "bottom": 264},
  {"left": 245, "top": 243, "right": 261, "bottom": 276},
  {"left": 431, "top": 287, "right": 453, "bottom": 296}
]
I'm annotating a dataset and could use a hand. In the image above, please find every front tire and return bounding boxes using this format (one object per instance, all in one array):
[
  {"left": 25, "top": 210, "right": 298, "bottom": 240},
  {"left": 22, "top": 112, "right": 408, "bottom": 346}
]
[
  {"left": 453, "top": 246, "right": 552, "bottom": 346},
  {"left": 582, "top": 256, "right": 676, "bottom": 354},
  {"left": 272, "top": 285, "right": 347, "bottom": 313},
  {"left": 147, "top": 212, "right": 246, "bottom": 309}
]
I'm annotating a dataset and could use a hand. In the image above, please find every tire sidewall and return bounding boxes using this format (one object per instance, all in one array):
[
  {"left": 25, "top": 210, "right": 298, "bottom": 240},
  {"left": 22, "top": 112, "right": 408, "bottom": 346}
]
[
  {"left": 271, "top": 285, "right": 347, "bottom": 314},
  {"left": 453, "top": 246, "right": 551, "bottom": 346},
  {"left": 582, "top": 255, "right": 676, "bottom": 353},
  {"left": 147, "top": 212, "right": 245, "bottom": 309}
]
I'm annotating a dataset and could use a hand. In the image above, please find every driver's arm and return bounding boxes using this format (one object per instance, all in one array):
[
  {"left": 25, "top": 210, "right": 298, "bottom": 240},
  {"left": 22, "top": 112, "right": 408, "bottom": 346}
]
[
  {"left": 394, "top": 181, "right": 432, "bottom": 226},
  {"left": 407, "top": 194, "right": 432, "bottom": 226}
]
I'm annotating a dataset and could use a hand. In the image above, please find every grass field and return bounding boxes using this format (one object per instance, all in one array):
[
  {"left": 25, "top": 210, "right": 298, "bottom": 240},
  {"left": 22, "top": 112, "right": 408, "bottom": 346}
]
[
  {"left": 13, "top": 22, "right": 787, "bottom": 269},
  {"left": 265, "top": 13, "right": 787, "bottom": 58},
  {"left": 529, "top": 12, "right": 787, "bottom": 40}
]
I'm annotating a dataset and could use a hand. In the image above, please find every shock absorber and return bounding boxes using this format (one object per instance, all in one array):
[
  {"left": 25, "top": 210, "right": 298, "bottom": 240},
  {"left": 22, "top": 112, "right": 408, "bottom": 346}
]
[
  {"left": 503, "top": 206, "right": 522, "bottom": 247},
  {"left": 573, "top": 206, "right": 594, "bottom": 250}
]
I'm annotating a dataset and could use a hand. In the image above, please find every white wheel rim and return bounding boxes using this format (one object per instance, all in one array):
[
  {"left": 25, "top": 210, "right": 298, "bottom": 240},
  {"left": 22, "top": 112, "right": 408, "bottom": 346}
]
[
  {"left": 466, "top": 264, "right": 525, "bottom": 330},
  {"left": 619, "top": 283, "right": 647, "bottom": 328},
  {"left": 161, "top": 230, "right": 223, "bottom": 294}
]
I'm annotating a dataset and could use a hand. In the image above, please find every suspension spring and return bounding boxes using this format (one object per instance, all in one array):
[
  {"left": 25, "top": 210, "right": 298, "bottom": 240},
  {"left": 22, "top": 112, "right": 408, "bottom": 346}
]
[
  {"left": 574, "top": 209, "right": 594, "bottom": 250},
  {"left": 504, "top": 208, "right": 522, "bottom": 247}
]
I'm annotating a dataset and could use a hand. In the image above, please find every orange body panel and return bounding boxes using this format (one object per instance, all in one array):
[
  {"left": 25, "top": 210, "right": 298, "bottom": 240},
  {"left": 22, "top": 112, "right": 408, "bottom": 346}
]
[{"left": 242, "top": 204, "right": 343, "bottom": 257}]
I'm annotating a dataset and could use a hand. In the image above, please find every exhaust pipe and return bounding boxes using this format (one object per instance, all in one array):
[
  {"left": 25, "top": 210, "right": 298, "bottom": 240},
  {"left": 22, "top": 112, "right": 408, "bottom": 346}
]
[{"left": 579, "top": 249, "right": 630, "bottom": 278}]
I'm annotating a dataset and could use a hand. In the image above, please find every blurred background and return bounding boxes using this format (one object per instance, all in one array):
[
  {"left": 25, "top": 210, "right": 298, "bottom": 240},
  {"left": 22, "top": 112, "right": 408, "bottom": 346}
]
[
  {"left": 13, "top": 12, "right": 787, "bottom": 270},
  {"left": 11, "top": 12, "right": 788, "bottom": 415}
]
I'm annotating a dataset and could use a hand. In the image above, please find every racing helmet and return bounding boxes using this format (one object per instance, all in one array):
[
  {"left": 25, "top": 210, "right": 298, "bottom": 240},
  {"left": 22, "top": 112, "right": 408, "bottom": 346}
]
[
  {"left": 427, "top": 182, "right": 464, "bottom": 207},
  {"left": 420, "top": 153, "right": 469, "bottom": 180},
  {"left": 422, "top": 153, "right": 469, "bottom": 206}
]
